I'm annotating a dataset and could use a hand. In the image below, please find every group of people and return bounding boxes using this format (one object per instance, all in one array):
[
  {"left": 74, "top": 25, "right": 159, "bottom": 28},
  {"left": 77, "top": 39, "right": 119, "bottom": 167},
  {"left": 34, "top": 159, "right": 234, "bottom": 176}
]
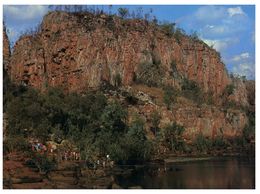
[
  {"left": 84, "top": 154, "right": 114, "bottom": 169},
  {"left": 30, "top": 140, "right": 115, "bottom": 169},
  {"left": 30, "top": 140, "right": 81, "bottom": 162},
  {"left": 31, "top": 141, "right": 47, "bottom": 153},
  {"left": 61, "top": 151, "right": 81, "bottom": 161}
]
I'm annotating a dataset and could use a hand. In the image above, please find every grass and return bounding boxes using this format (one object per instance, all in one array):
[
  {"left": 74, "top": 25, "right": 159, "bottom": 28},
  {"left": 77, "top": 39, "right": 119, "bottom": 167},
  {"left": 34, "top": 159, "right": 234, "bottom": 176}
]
[{"left": 131, "top": 84, "right": 165, "bottom": 105}]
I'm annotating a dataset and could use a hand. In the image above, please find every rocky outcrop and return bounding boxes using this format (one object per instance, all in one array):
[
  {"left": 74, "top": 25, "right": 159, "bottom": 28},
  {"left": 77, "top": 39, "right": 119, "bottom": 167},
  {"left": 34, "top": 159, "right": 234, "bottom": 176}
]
[
  {"left": 3, "top": 153, "right": 52, "bottom": 189},
  {"left": 7, "top": 11, "right": 250, "bottom": 140},
  {"left": 121, "top": 84, "right": 247, "bottom": 139},
  {"left": 130, "top": 103, "right": 247, "bottom": 140},
  {"left": 3, "top": 153, "right": 117, "bottom": 189},
  {"left": 9, "top": 11, "right": 230, "bottom": 96},
  {"left": 3, "top": 23, "right": 11, "bottom": 70},
  {"left": 229, "top": 78, "right": 249, "bottom": 107}
]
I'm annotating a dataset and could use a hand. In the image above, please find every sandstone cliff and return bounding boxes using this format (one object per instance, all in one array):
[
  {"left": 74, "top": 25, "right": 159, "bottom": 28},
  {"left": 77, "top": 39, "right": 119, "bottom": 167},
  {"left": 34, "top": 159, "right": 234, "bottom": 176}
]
[
  {"left": 123, "top": 85, "right": 247, "bottom": 140},
  {"left": 5, "top": 11, "right": 253, "bottom": 139},
  {"left": 9, "top": 11, "right": 230, "bottom": 96}
]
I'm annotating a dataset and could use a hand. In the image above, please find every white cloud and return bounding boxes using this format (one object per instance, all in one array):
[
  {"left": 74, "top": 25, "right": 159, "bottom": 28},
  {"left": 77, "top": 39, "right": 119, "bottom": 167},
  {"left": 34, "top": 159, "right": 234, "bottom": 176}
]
[
  {"left": 228, "top": 52, "right": 255, "bottom": 79},
  {"left": 178, "top": 5, "right": 254, "bottom": 79},
  {"left": 195, "top": 6, "right": 227, "bottom": 23},
  {"left": 202, "top": 38, "right": 239, "bottom": 52},
  {"left": 231, "top": 52, "right": 250, "bottom": 62},
  {"left": 3, "top": 5, "right": 49, "bottom": 45},
  {"left": 4, "top": 5, "right": 48, "bottom": 21},
  {"left": 227, "top": 7, "right": 246, "bottom": 17},
  {"left": 232, "top": 63, "right": 255, "bottom": 80},
  {"left": 185, "top": 6, "right": 249, "bottom": 40}
]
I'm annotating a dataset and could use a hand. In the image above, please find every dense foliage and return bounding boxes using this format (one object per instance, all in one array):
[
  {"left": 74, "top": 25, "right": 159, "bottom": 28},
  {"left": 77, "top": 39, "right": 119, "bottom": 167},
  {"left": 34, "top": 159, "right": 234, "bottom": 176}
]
[
  {"left": 181, "top": 78, "right": 203, "bottom": 104},
  {"left": 162, "top": 122, "right": 185, "bottom": 151},
  {"left": 136, "top": 60, "right": 164, "bottom": 87},
  {"left": 3, "top": 72, "right": 153, "bottom": 163},
  {"left": 163, "top": 86, "right": 177, "bottom": 110}
]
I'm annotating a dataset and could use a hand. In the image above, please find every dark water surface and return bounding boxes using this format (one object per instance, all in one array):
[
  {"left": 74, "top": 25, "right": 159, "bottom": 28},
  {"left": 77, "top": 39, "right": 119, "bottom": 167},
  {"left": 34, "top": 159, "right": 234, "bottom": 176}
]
[{"left": 116, "top": 157, "right": 255, "bottom": 189}]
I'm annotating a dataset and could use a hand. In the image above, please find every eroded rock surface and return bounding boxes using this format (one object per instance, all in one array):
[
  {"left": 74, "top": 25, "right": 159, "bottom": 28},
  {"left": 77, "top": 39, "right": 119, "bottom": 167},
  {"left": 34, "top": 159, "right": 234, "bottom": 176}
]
[{"left": 9, "top": 11, "right": 230, "bottom": 96}]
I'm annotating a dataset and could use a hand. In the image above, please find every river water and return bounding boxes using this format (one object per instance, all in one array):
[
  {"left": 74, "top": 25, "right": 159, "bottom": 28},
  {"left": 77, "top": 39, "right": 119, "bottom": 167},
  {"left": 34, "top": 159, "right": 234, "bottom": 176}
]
[{"left": 115, "top": 157, "right": 255, "bottom": 189}]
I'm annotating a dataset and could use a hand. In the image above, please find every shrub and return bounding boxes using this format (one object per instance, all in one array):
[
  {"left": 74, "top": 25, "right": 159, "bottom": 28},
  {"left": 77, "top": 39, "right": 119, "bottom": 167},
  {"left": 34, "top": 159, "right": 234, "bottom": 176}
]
[
  {"left": 118, "top": 8, "right": 129, "bottom": 18},
  {"left": 160, "top": 22, "right": 175, "bottom": 37},
  {"left": 190, "top": 31, "right": 199, "bottom": 41},
  {"left": 51, "top": 126, "right": 64, "bottom": 144},
  {"left": 32, "top": 153, "right": 57, "bottom": 173},
  {"left": 212, "top": 136, "right": 227, "bottom": 150},
  {"left": 106, "top": 15, "right": 115, "bottom": 31},
  {"left": 125, "top": 93, "right": 138, "bottom": 105},
  {"left": 243, "top": 124, "right": 255, "bottom": 142},
  {"left": 181, "top": 78, "right": 203, "bottom": 104},
  {"left": 136, "top": 62, "right": 164, "bottom": 87},
  {"left": 195, "top": 133, "right": 211, "bottom": 152},
  {"left": 109, "top": 142, "right": 128, "bottom": 162},
  {"left": 173, "top": 28, "right": 185, "bottom": 44},
  {"left": 151, "top": 51, "right": 161, "bottom": 66},
  {"left": 163, "top": 86, "right": 177, "bottom": 109},
  {"left": 4, "top": 136, "right": 29, "bottom": 154},
  {"left": 114, "top": 73, "right": 122, "bottom": 87},
  {"left": 125, "top": 116, "right": 153, "bottom": 162},
  {"left": 223, "top": 84, "right": 235, "bottom": 96},
  {"left": 222, "top": 100, "right": 238, "bottom": 110},
  {"left": 95, "top": 101, "right": 127, "bottom": 154},
  {"left": 170, "top": 59, "right": 177, "bottom": 74},
  {"left": 163, "top": 122, "right": 185, "bottom": 151},
  {"left": 150, "top": 111, "right": 161, "bottom": 136}
]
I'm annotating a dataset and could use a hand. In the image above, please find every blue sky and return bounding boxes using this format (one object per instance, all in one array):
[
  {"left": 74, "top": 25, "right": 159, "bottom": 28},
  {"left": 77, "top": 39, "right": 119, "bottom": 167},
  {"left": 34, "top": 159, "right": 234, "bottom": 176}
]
[{"left": 3, "top": 5, "right": 255, "bottom": 80}]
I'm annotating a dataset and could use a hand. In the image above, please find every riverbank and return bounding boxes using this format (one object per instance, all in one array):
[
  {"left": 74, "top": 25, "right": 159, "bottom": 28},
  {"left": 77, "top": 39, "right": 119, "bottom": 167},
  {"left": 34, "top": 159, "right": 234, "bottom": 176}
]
[
  {"left": 3, "top": 142, "right": 255, "bottom": 189},
  {"left": 150, "top": 140, "right": 255, "bottom": 164}
]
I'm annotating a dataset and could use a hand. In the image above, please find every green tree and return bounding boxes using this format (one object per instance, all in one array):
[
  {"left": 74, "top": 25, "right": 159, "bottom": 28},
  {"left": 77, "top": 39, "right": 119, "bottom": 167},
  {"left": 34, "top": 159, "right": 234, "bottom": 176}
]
[
  {"left": 33, "top": 119, "right": 50, "bottom": 142},
  {"left": 195, "top": 132, "right": 211, "bottom": 152},
  {"left": 212, "top": 135, "right": 227, "bottom": 150},
  {"left": 6, "top": 87, "right": 48, "bottom": 136},
  {"left": 114, "top": 73, "right": 122, "bottom": 87},
  {"left": 161, "top": 22, "right": 176, "bottom": 37},
  {"left": 136, "top": 61, "right": 164, "bottom": 87},
  {"left": 190, "top": 30, "right": 199, "bottom": 40},
  {"left": 163, "top": 122, "right": 185, "bottom": 151},
  {"left": 150, "top": 111, "right": 161, "bottom": 136},
  {"left": 4, "top": 136, "right": 29, "bottom": 154},
  {"left": 125, "top": 116, "right": 152, "bottom": 161},
  {"left": 163, "top": 86, "right": 176, "bottom": 110},
  {"left": 223, "top": 84, "right": 235, "bottom": 96},
  {"left": 181, "top": 78, "right": 202, "bottom": 104},
  {"left": 118, "top": 8, "right": 129, "bottom": 18},
  {"left": 173, "top": 28, "right": 185, "bottom": 44},
  {"left": 96, "top": 101, "right": 127, "bottom": 154}
]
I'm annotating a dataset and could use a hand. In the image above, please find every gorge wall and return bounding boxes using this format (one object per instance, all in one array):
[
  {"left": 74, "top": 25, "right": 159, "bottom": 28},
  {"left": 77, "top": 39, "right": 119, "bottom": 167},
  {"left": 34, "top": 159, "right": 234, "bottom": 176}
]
[
  {"left": 5, "top": 11, "right": 252, "bottom": 139},
  {"left": 9, "top": 11, "right": 230, "bottom": 96}
]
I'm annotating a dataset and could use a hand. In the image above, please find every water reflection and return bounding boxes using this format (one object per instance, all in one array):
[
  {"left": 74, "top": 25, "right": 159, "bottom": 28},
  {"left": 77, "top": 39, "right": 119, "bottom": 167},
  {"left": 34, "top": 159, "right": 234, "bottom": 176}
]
[{"left": 116, "top": 157, "right": 255, "bottom": 189}]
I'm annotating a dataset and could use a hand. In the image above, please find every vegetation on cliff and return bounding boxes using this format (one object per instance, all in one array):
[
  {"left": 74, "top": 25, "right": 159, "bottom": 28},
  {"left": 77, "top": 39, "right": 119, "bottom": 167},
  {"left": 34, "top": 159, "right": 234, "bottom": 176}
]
[
  {"left": 4, "top": 71, "right": 255, "bottom": 163},
  {"left": 3, "top": 6, "right": 255, "bottom": 166}
]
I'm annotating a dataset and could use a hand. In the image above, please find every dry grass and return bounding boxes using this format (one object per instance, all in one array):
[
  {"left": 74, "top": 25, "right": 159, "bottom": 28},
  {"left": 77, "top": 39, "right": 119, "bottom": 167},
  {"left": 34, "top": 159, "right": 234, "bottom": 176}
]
[{"left": 131, "top": 84, "right": 165, "bottom": 105}]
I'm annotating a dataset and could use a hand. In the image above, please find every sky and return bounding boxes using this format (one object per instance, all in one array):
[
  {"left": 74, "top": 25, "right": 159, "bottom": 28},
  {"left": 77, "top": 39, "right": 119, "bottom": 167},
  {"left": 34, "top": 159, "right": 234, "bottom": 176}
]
[{"left": 3, "top": 5, "right": 255, "bottom": 80}]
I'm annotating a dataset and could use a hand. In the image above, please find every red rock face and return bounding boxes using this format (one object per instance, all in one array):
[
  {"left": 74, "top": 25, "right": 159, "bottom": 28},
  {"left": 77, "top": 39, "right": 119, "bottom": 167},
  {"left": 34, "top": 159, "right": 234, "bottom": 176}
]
[
  {"left": 135, "top": 103, "right": 247, "bottom": 140},
  {"left": 3, "top": 24, "right": 11, "bottom": 70},
  {"left": 9, "top": 11, "right": 231, "bottom": 96},
  {"left": 229, "top": 80, "right": 248, "bottom": 107}
]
